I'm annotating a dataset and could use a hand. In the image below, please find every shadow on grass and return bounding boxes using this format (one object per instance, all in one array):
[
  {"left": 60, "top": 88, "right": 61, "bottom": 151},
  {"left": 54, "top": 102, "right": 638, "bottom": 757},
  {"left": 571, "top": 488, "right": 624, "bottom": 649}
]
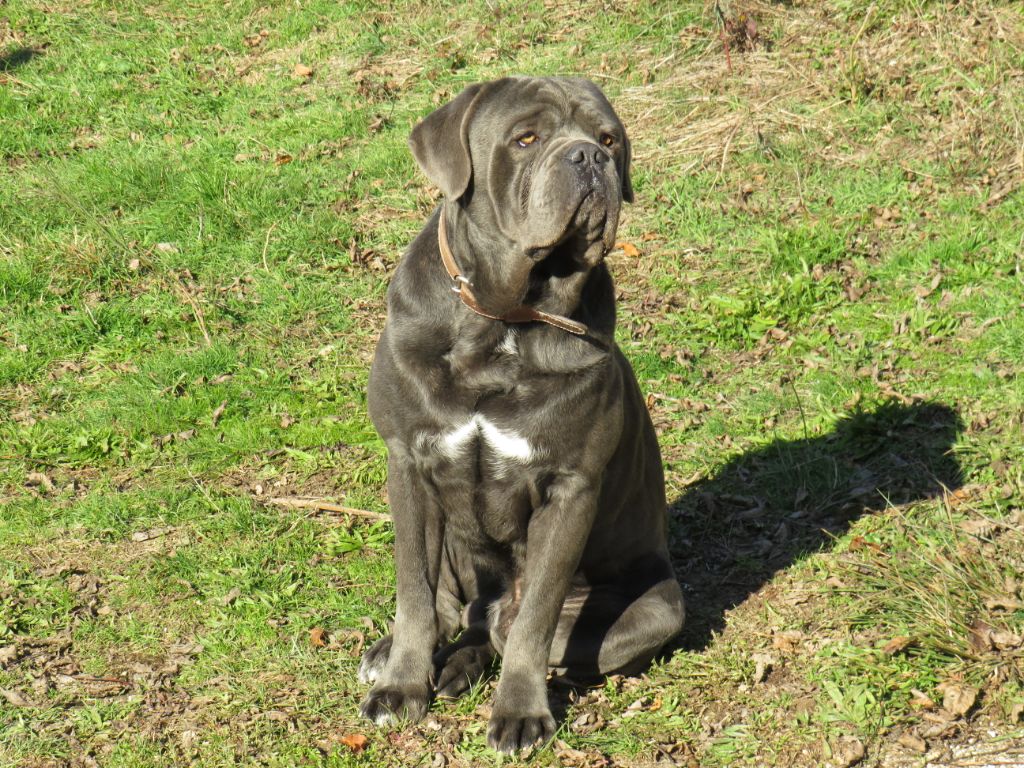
[
  {"left": 667, "top": 399, "right": 964, "bottom": 652},
  {"left": 0, "top": 47, "right": 43, "bottom": 72}
]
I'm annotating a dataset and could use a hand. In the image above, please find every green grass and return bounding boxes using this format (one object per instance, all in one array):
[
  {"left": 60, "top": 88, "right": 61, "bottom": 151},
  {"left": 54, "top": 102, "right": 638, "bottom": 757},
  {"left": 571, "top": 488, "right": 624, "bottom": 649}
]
[{"left": 3, "top": 0, "right": 1024, "bottom": 765}]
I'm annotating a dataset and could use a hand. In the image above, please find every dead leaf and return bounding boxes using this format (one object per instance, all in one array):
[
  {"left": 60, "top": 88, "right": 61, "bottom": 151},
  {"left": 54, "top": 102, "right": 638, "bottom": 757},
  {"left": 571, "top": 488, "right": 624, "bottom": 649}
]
[
  {"left": 969, "top": 620, "right": 994, "bottom": 652},
  {"left": 131, "top": 526, "right": 175, "bottom": 543},
  {"left": 211, "top": 400, "right": 228, "bottom": 426},
  {"left": 279, "top": 413, "right": 294, "bottom": 429},
  {"left": 979, "top": 180, "right": 1018, "bottom": 211},
  {"left": 832, "top": 735, "right": 865, "bottom": 767},
  {"left": 67, "top": 674, "right": 130, "bottom": 697},
  {"left": 220, "top": 587, "right": 242, "bottom": 607},
  {"left": 919, "top": 710, "right": 957, "bottom": 739},
  {"left": 936, "top": 682, "right": 978, "bottom": 717},
  {"left": 330, "top": 629, "right": 365, "bottom": 656},
  {"left": 274, "top": 152, "right": 293, "bottom": 166},
  {"left": 913, "top": 273, "right": 943, "bottom": 299},
  {"left": 553, "top": 740, "right": 589, "bottom": 765},
  {"left": 244, "top": 30, "right": 269, "bottom": 48},
  {"left": 1009, "top": 701, "right": 1024, "bottom": 723},
  {"left": 25, "top": 472, "right": 55, "bottom": 493},
  {"left": 340, "top": 733, "right": 368, "bottom": 753},
  {"left": 991, "top": 629, "right": 1023, "bottom": 650},
  {"left": 309, "top": 627, "right": 328, "bottom": 648},
  {"left": 848, "top": 535, "right": 883, "bottom": 553},
  {"left": 554, "top": 738, "right": 610, "bottom": 767},
  {"left": 293, "top": 62, "right": 314, "bottom": 79},
  {"left": 882, "top": 636, "right": 913, "bottom": 655},
  {"left": 1, "top": 688, "right": 31, "bottom": 707},
  {"left": 67, "top": 572, "right": 100, "bottom": 595},
  {"left": 615, "top": 241, "right": 640, "bottom": 258},
  {"left": 751, "top": 652, "right": 774, "bottom": 683},
  {"left": 897, "top": 732, "right": 926, "bottom": 753},
  {"left": 771, "top": 629, "right": 804, "bottom": 653},
  {"left": 0, "top": 646, "right": 18, "bottom": 667},
  {"left": 960, "top": 518, "right": 1002, "bottom": 538},
  {"left": 622, "top": 696, "right": 650, "bottom": 718},
  {"left": 909, "top": 689, "right": 936, "bottom": 710},
  {"left": 985, "top": 596, "right": 1024, "bottom": 611}
]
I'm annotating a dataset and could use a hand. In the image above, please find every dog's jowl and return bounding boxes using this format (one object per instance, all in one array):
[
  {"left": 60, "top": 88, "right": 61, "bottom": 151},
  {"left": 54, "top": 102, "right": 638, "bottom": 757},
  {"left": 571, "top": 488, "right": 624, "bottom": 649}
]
[{"left": 358, "top": 76, "right": 684, "bottom": 754}]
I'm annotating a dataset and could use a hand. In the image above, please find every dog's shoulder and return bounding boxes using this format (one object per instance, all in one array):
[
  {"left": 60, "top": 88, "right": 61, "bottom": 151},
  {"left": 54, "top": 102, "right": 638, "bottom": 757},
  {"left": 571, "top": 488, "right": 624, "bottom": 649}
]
[{"left": 386, "top": 211, "right": 446, "bottom": 314}]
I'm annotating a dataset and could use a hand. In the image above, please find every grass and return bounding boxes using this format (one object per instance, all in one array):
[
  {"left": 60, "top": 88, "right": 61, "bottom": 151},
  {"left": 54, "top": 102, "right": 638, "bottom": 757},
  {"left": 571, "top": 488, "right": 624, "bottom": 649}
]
[{"left": 2, "top": 0, "right": 1024, "bottom": 765}]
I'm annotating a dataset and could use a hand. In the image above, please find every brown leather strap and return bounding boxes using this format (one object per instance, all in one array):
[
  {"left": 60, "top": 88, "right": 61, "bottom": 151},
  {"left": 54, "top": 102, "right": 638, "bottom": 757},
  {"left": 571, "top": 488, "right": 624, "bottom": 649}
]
[{"left": 437, "top": 209, "right": 589, "bottom": 336}]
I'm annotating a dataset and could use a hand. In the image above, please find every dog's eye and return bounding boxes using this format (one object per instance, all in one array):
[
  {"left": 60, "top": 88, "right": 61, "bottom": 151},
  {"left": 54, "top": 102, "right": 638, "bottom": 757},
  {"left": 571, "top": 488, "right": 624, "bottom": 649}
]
[
  {"left": 515, "top": 132, "right": 539, "bottom": 148},
  {"left": 599, "top": 133, "right": 615, "bottom": 148}
]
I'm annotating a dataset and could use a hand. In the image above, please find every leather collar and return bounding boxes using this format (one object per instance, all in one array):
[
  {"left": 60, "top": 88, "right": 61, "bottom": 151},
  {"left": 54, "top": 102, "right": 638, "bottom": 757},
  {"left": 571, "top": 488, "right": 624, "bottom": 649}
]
[{"left": 437, "top": 208, "right": 588, "bottom": 336}]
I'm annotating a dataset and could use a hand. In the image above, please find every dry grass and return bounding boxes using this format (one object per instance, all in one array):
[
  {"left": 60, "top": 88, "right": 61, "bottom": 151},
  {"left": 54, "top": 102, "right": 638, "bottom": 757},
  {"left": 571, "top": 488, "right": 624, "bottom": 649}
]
[{"left": 617, "top": 1, "right": 1024, "bottom": 178}]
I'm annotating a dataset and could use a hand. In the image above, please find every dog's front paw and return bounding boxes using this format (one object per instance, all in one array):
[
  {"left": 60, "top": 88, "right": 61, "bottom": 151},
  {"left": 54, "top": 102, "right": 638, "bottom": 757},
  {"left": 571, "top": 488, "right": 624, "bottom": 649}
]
[
  {"left": 357, "top": 635, "right": 393, "bottom": 685},
  {"left": 359, "top": 684, "right": 430, "bottom": 726},
  {"left": 486, "top": 709, "right": 556, "bottom": 753}
]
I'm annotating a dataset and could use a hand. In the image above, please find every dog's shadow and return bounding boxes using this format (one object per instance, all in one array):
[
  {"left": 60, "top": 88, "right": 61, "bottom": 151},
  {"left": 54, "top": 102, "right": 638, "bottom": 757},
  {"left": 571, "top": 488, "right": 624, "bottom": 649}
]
[
  {"left": 547, "top": 401, "right": 963, "bottom": 722},
  {"left": 0, "top": 46, "right": 43, "bottom": 73},
  {"left": 665, "top": 400, "right": 964, "bottom": 652}
]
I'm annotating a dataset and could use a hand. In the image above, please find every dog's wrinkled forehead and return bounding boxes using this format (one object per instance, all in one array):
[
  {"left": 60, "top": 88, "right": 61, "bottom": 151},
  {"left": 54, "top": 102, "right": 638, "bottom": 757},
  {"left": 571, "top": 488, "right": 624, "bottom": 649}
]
[
  {"left": 472, "top": 78, "right": 623, "bottom": 144},
  {"left": 408, "top": 76, "right": 631, "bottom": 203}
]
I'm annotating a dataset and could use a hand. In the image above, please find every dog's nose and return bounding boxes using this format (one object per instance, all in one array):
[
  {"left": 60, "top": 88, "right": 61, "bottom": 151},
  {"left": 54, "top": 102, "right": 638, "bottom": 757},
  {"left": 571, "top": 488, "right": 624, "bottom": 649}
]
[{"left": 567, "top": 141, "right": 609, "bottom": 167}]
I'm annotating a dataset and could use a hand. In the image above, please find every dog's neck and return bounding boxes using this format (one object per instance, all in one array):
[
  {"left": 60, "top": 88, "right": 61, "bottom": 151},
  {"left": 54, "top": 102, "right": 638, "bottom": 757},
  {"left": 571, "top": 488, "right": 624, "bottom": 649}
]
[{"left": 441, "top": 204, "right": 610, "bottom": 337}]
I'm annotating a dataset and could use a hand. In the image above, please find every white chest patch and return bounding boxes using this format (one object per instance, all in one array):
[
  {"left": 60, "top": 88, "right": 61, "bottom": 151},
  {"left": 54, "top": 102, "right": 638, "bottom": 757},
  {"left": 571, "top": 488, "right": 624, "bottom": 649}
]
[{"left": 434, "top": 414, "right": 536, "bottom": 463}]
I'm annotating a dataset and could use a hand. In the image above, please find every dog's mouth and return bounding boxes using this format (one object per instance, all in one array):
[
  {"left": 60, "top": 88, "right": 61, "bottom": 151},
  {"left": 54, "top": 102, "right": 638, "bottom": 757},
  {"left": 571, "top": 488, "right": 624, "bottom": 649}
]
[{"left": 525, "top": 188, "right": 611, "bottom": 256}]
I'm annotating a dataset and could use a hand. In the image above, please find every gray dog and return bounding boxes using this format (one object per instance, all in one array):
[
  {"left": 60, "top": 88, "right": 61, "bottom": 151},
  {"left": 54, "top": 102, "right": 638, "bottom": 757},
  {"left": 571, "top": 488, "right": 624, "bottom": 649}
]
[{"left": 358, "top": 76, "right": 684, "bottom": 753}]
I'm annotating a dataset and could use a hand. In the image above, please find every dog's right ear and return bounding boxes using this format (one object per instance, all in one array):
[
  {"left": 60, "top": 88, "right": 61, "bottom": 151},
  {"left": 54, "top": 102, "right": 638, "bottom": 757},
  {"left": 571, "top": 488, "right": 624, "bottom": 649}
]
[{"left": 409, "top": 83, "right": 489, "bottom": 202}]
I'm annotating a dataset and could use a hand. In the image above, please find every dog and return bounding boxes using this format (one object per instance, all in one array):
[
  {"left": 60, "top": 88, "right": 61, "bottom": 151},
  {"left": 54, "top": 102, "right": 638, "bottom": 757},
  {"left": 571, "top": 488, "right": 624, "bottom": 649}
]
[{"left": 357, "top": 76, "right": 684, "bottom": 753}]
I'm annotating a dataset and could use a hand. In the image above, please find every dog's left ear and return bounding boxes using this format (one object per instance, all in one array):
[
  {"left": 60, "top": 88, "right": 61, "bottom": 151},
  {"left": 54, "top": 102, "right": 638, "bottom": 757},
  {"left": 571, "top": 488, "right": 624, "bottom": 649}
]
[
  {"left": 409, "top": 82, "right": 491, "bottom": 201},
  {"left": 621, "top": 136, "right": 634, "bottom": 204}
]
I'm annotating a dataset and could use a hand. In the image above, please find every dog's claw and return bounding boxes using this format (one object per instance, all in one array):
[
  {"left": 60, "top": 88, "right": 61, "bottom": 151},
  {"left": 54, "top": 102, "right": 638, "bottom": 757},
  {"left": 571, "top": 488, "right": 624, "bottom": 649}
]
[{"left": 487, "top": 711, "right": 556, "bottom": 753}]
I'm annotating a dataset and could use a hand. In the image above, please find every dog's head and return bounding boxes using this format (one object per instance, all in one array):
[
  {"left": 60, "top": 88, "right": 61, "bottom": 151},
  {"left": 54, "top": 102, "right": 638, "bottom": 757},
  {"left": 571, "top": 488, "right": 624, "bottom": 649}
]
[{"left": 409, "top": 77, "right": 632, "bottom": 316}]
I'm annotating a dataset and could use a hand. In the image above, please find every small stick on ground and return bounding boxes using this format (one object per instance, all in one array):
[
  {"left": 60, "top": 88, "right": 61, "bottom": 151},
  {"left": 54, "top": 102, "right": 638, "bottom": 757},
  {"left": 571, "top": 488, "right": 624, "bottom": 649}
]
[
  {"left": 173, "top": 275, "right": 212, "bottom": 347},
  {"left": 261, "top": 222, "right": 278, "bottom": 272},
  {"left": 266, "top": 496, "right": 390, "bottom": 521},
  {"left": 715, "top": 1, "right": 733, "bottom": 74}
]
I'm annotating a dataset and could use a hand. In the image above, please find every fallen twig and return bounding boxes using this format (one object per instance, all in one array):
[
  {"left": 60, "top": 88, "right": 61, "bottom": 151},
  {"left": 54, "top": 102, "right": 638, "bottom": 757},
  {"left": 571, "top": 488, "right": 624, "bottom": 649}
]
[
  {"left": 266, "top": 496, "right": 389, "bottom": 521},
  {"left": 173, "top": 274, "right": 212, "bottom": 347},
  {"left": 261, "top": 222, "right": 278, "bottom": 272}
]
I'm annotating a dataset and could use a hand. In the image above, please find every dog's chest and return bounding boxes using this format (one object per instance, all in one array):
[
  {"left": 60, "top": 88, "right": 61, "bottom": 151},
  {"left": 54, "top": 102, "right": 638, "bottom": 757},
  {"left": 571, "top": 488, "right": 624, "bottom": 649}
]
[
  {"left": 419, "top": 413, "right": 541, "bottom": 469},
  {"left": 414, "top": 410, "right": 540, "bottom": 544}
]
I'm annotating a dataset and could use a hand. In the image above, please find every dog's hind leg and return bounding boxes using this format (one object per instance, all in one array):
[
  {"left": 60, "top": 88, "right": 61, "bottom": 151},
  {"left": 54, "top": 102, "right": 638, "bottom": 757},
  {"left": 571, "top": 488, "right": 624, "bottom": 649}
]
[
  {"left": 545, "top": 565, "right": 684, "bottom": 680},
  {"left": 433, "top": 622, "right": 495, "bottom": 698}
]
